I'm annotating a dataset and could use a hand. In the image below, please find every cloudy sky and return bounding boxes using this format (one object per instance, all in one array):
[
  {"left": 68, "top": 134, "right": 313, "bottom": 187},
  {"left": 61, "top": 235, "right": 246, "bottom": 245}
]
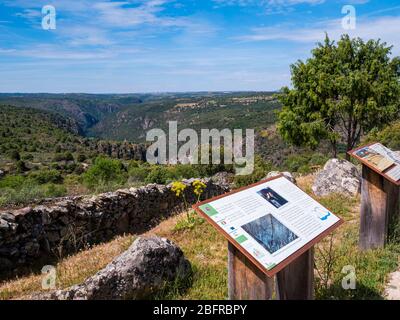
[{"left": 0, "top": 0, "right": 399, "bottom": 93}]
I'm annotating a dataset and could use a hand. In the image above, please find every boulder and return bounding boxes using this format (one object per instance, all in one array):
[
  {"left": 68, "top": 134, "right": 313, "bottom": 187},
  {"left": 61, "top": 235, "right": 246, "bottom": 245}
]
[
  {"left": 264, "top": 171, "right": 296, "bottom": 184},
  {"left": 312, "top": 159, "right": 360, "bottom": 197},
  {"left": 34, "top": 237, "right": 191, "bottom": 300},
  {"left": 211, "top": 172, "right": 234, "bottom": 188}
]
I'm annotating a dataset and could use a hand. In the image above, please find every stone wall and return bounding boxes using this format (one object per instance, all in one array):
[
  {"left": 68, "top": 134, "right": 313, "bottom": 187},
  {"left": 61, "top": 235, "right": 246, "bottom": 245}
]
[{"left": 0, "top": 178, "right": 229, "bottom": 272}]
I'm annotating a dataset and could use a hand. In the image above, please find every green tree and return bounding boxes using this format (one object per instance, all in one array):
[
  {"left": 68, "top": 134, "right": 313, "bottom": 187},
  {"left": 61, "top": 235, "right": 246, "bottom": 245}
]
[{"left": 277, "top": 34, "right": 400, "bottom": 159}]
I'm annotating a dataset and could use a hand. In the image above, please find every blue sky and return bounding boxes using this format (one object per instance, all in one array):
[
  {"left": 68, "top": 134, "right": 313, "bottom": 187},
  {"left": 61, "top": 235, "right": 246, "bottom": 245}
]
[{"left": 0, "top": 0, "right": 399, "bottom": 93}]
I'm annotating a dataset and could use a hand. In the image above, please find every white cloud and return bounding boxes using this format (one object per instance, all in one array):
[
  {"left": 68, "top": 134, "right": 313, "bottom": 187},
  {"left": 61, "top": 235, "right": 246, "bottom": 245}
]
[
  {"left": 213, "top": 0, "right": 324, "bottom": 8},
  {"left": 236, "top": 15, "right": 400, "bottom": 54}
]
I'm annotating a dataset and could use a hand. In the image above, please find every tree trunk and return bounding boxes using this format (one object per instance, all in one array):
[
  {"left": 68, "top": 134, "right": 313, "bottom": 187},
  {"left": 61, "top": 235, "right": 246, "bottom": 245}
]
[{"left": 331, "top": 140, "right": 338, "bottom": 158}]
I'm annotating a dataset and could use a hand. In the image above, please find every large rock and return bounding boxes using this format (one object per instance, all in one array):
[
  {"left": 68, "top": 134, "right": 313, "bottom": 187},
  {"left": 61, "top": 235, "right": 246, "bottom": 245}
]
[
  {"left": 312, "top": 159, "right": 360, "bottom": 197},
  {"left": 264, "top": 171, "right": 296, "bottom": 184},
  {"left": 211, "top": 172, "right": 234, "bottom": 188},
  {"left": 34, "top": 237, "right": 191, "bottom": 300}
]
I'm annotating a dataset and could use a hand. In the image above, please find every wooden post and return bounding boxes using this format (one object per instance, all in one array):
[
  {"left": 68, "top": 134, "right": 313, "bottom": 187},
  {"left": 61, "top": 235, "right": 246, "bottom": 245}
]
[
  {"left": 359, "top": 165, "right": 399, "bottom": 250},
  {"left": 228, "top": 242, "right": 274, "bottom": 300},
  {"left": 276, "top": 248, "right": 314, "bottom": 300}
]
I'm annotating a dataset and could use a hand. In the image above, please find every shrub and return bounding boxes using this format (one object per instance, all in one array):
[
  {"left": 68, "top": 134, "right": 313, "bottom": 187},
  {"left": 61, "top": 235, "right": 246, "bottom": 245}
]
[
  {"left": 145, "top": 166, "right": 170, "bottom": 184},
  {"left": 9, "top": 150, "right": 20, "bottom": 161},
  {"left": 83, "top": 157, "right": 126, "bottom": 189},
  {"left": 0, "top": 175, "right": 26, "bottom": 189},
  {"left": 64, "top": 152, "right": 74, "bottom": 162},
  {"left": 365, "top": 121, "right": 400, "bottom": 151},
  {"left": 53, "top": 152, "right": 74, "bottom": 162},
  {"left": 16, "top": 160, "right": 28, "bottom": 173},
  {"left": 233, "top": 156, "right": 273, "bottom": 188},
  {"left": 128, "top": 166, "right": 148, "bottom": 183},
  {"left": 169, "top": 164, "right": 201, "bottom": 180},
  {"left": 77, "top": 154, "right": 86, "bottom": 162},
  {"left": 22, "top": 153, "right": 34, "bottom": 161},
  {"left": 28, "top": 169, "right": 63, "bottom": 185}
]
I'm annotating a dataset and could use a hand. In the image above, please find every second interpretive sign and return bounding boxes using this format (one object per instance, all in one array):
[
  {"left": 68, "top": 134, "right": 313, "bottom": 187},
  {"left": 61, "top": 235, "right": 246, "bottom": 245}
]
[
  {"left": 193, "top": 175, "right": 343, "bottom": 277},
  {"left": 349, "top": 142, "right": 400, "bottom": 184}
]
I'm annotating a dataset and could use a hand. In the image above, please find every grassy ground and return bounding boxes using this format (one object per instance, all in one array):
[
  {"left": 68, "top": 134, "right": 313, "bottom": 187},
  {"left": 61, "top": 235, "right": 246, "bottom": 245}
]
[{"left": 1, "top": 175, "right": 399, "bottom": 300}]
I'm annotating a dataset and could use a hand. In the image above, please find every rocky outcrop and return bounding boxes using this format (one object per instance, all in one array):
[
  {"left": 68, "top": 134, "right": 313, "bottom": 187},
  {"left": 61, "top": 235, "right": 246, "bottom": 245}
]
[
  {"left": 0, "top": 178, "right": 228, "bottom": 271},
  {"left": 265, "top": 171, "right": 296, "bottom": 184},
  {"left": 211, "top": 172, "right": 234, "bottom": 189},
  {"left": 312, "top": 159, "right": 360, "bottom": 197},
  {"left": 34, "top": 237, "right": 191, "bottom": 300}
]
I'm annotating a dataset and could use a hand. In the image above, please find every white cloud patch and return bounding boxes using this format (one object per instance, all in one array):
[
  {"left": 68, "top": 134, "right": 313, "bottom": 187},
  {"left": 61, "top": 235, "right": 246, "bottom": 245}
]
[
  {"left": 236, "top": 15, "right": 400, "bottom": 54},
  {"left": 213, "top": 0, "right": 325, "bottom": 8}
]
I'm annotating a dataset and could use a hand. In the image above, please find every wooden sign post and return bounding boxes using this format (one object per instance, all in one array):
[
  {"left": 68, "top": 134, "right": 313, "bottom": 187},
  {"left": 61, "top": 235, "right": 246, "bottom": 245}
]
[
  {"left": 349, "top": 143, "right": 400, "bottom": 251},
  {"left": 276, "top": 248, "right": 314, "bottom": 300},
  {"left": 228, "top": 243, "right": 314, "bottom": 300},
  {"left": 228, "top": 242, "right": 274, "bottom": 300},
  {"left": 194, "top": 175, "right": 342, "bottom": 300}
]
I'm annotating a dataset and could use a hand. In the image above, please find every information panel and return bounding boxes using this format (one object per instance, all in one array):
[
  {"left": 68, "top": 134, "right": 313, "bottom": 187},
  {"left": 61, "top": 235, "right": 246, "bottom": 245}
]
[
  {"left": 349, "top": 142, "right": 400, "bottom": 184},
  {"left": 193, "top": 175, "right": 343, "bottom": 277}
]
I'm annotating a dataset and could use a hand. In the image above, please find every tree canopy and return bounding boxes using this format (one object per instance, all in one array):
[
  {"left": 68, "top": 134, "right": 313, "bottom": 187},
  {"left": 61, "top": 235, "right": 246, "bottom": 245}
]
[{"left": 277, "top": 34, "right": 400, "bottom": 158}]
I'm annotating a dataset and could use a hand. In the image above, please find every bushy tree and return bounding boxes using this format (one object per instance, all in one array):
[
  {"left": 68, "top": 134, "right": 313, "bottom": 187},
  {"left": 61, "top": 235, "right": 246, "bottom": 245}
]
[
  {"left": 277, "top": 34, "right": 400, "bottom": 158},
  {"left": 83, "top": 157, "right": 126, "bottom": 188}
]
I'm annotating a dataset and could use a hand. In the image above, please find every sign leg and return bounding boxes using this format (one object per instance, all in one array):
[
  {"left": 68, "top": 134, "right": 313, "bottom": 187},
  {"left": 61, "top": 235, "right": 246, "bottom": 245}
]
[
  {"left": 228, "top": 242, "right": 274, "bottom": 300},
  {"left": 359, "top": 165, "right": 399, "bottom": 250},
  {"left": 276, "top": 248, "right": 314, "bottom": 300}
]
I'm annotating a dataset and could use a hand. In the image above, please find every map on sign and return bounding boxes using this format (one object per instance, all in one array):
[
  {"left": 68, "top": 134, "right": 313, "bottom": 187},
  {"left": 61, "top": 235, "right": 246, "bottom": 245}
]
[
  {"left": 193, "top": 176, "right": 342, "bottom": 277},
  {"left": 350, "top": 142, "right": 400, "bottom": 182}
]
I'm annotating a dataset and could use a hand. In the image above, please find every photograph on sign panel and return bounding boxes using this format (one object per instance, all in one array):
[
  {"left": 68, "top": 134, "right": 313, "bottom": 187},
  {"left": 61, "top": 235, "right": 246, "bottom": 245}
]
[
  {"left": 257, "top": 187, "right": 288, "bottom": 209},
  {"left": 241, "top": 214, "right": 298, "bottom": 254},
  {"left": 355, "top": 147, "right": 394, "bottom": 172}
]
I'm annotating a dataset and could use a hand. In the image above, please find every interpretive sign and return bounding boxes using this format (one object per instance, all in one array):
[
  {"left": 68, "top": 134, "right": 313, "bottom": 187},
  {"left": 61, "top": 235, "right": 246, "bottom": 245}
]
[
  {"left": 349, "top": 142, "right": 400, "bottom": 250},
  {"left": 193, "top": 175, "right": 343, "bottom": 277},
  {"left": 349, "top": 142, "right": 400, "bottom": 185}
]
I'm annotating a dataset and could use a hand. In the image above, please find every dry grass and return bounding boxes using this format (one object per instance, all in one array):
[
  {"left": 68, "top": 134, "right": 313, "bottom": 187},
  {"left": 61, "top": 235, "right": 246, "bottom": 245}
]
[{"left": 0, "top": 235, "right": 134, "bottom": 300}]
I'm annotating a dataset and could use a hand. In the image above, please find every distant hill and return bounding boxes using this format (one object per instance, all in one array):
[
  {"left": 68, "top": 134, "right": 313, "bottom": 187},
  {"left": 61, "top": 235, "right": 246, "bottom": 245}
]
[
  {"left": 0, "top": 105, "right": 146, "bottom": 170},
  {"left": 86, "top": 93, "right": 281, "bottom": 141},
  {"left": 0, "top": 92, "right": 279, "bottom": 141},
  {"left": 0, "top": 93, "right": 143, "bottom": 134}
]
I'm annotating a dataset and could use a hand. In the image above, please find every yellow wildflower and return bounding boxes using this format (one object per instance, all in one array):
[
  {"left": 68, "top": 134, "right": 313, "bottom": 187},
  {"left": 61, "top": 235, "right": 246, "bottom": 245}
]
[
  {"left": 192, "top": 180, "right": 206, "bottom": 197},
  {"left": 171, "top": 181, "right": 187, "bottom": 198}
]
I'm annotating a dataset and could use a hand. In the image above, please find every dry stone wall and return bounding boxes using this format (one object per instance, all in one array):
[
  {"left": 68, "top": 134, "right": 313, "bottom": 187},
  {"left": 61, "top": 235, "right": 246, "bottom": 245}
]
[{"left": 0, "top": 178, "right": 228, "bottom": 272}]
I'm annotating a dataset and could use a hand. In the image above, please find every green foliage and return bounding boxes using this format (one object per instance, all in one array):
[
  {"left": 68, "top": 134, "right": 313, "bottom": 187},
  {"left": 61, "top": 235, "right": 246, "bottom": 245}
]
[
  {"left": 53, "top": 152, "right": 74, "bottom": 162},
  {"left": 9, "top": 150, "right": 20, "bottom": 161},
  {"left": 77, "top": 154, "right": 86, "bottom": 162},
  {"left": 0, "top": 175, "right": 25, "bottom": 189},
  {"left": 284, "top": 152, "right": 329, "bottom": 174},
  {"left": 0, "top": 174, "right": 67, "bottom": 207},
  {"left": 15, "top": 160, "right": 28, "bottom": 173},
  {"left": 233, "top": 156, "right": 274, "bottom": 188},
  {"left": 277, "top": 34, "right": 400, "bottom": 157},
  {"left": 82, "top": 157, "right": 126, "bottom": 189},
  {"left": 128, "top": 166, "right": 148, "bottom": 183},
  {"left": 28, "top": 169, "right": 63, "bottom": 185},
  {"left": 145, "top": 166, "right": 170, "bottom": 184},
  {"left": 173, "top": 213, "right": 204, "bottom": 232},
  {"left": 365, "top": 120, "right": 400, "bottom": 151}
]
